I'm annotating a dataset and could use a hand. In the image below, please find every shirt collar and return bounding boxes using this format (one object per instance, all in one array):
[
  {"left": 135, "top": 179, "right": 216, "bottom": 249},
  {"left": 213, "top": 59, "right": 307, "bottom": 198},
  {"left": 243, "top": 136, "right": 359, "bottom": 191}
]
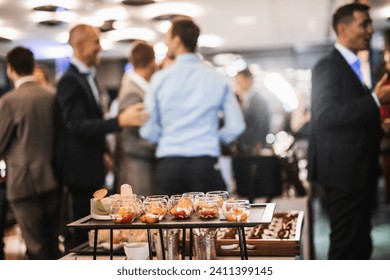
[
  {"left": 334, "top": 42, "right": 360, "bottom": 66},
  {"left": 71, "top": 57, "right": 96, "bottom": 77},
  {"left": 127, "top": 71, "right": 149, "bottom": 93},
  {"left": 15, "top": 76, "right": 35, "bottom": 89},
  {"left": 175, "top": 53, "right": 201, "bottom": 63}
]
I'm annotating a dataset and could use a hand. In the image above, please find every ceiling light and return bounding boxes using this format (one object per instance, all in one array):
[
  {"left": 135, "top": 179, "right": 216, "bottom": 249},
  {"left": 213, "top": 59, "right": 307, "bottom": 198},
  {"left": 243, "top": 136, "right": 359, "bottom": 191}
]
[
  {"left": 143, "top": 2, "right": 203, "bottom": 19},
  {"left": 121, "top": 0, "right": 156, "bottom": 6},
  {"left": 212, "top": 53, "right": 242, "bottom": 66},
  {"left": 151, "top": 14, "right": 187, "bottom": 21},
  {"left": 264, "top": 73, "right": 298, "bottom": 112},
  {"left": 100, "top": 20, "right": 116, "bottom": 32},
  {"left": 100, "top": 38, "right": 114, "bottom": 51},
  {"left": 38, "top": 20, "right": 66, "bottom": 27},
  {"left": 0, "top": 37, "right": 12, "bottom": 43},
  {"left": 33, "top": 5, "right": 68, "bottom": 12},
  {"left": 198, "top": 35, "right": 224, "bottom": 48},
  {"left": 23, "top": 0, "right": 79, "bottom": 10},
  {"left": 377, "top": 6, "right": 390, "bottom": 18},
  {"left": 154, "top": 42, "right": 168, "bottom": 61},
  {"left": 154, "top": 20, "right": 172, "bottom": 33},
  {"left": 112, "top": 20, "right": 129, "bottom": 30},
  {"left": 0, "top": 27, "right": 21, "bottom": 40},
  {"left": 31, "top": 10, "right": 77, "bottom": 24}
]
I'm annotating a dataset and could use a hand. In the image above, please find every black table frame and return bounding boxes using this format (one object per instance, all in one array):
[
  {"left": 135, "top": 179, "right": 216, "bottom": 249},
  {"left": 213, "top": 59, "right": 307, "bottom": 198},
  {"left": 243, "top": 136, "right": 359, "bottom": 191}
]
[{"left": 67, "top": 203, "right": 276, "bottom": 260}]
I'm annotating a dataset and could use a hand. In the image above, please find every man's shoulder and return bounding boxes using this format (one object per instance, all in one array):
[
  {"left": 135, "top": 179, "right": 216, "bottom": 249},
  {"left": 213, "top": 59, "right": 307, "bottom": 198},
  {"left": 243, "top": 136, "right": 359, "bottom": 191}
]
[
  {"left": 313, "top": 48, "right": 341, "bottom": 70},
  {"left": 57, "top": 65, "right": 83, "bottom": 86}
]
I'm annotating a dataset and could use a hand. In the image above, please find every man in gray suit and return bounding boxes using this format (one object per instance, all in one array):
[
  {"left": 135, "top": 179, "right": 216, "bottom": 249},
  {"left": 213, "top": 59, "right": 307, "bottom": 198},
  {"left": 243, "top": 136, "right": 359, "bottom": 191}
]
[
  {"left": 115, "top": 41, "right": 157, "bottom": 195},
  {"left": 0, "top": 47, "right": 61, "bottom": 259}
]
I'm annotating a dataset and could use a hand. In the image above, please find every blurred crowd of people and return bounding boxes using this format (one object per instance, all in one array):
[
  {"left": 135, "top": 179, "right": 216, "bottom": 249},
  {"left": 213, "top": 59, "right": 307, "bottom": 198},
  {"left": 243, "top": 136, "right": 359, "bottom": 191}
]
[
  {"left": 0, "top": 17, "right": 274, "bottom": 259},
  {"left": 1, "top": 3, "right": 390, "bottom": 261}
]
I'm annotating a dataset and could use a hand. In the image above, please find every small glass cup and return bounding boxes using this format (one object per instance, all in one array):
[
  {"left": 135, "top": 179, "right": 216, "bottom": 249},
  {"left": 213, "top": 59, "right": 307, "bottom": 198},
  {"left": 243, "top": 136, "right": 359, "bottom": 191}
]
[
  {"left": 222, "top": 200, "right": 251, "bottom": 222},
  {"left": 109, "top": 198, "right": 142, "bottom": 223},
  {"left": 145, "top": 195, "right": 169, "bottom": 203},
  {"left": 206, "top": 191, "right": 229, "bottom": 207},
  {"left": 194, "top": 195, "right": 220, "bottom": 219},
  {"left": 206, "top": 190, "right": 229, "bottom": 219},
  {"left": 168, "top": 196, "right": 193, "bottom": 219},
  {"left": 139, "top": 198, "right": 168, "bottom": 223},
  {"left": 183, "top": 192, "right": 205, "bottom": 201}
]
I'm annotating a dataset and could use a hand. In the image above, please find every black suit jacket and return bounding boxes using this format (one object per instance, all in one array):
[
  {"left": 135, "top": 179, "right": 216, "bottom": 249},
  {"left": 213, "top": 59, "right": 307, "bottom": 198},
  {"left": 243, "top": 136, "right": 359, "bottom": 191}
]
[
  {"left": 308, "top": 48, "right": 382, "bottom": 193},
  {"left": 55, "top": 64, "right": 121, "bottom": 189}
]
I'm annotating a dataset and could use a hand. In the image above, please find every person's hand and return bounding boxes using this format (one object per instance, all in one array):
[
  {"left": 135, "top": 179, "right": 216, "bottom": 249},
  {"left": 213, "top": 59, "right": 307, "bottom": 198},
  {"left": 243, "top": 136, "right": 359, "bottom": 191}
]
[
  {"left": 382, "top": 118, "right": 390, "bottom": 134},
  {"left": 374, "top": 73, "right": 390, "bottom": 104},
  {"left": 118, "top": 102, "right": 149, "bottom": 127}
]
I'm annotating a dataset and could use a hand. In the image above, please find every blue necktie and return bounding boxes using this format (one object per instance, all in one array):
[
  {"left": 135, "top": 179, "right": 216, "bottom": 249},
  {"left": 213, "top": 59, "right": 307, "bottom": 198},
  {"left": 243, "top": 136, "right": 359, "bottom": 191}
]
[{"left": 351, "top": 59, "right": 364, "bottom": 83}]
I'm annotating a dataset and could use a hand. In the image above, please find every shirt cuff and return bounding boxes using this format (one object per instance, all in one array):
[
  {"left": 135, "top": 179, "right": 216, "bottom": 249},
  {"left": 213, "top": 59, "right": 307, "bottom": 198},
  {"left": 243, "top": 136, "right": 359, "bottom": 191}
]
[{"left": 371, "top": 92, "right": 380, "bottom": 107}]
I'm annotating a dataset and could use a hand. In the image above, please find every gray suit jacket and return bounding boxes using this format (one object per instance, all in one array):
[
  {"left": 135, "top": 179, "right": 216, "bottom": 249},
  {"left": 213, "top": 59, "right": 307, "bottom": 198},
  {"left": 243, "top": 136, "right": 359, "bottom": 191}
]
[
  {"left": 0, "top": 81, "right": 58, "bottom": 201},
  {"left": 116, "top": 77, "right": 155, "bottom": 159}
]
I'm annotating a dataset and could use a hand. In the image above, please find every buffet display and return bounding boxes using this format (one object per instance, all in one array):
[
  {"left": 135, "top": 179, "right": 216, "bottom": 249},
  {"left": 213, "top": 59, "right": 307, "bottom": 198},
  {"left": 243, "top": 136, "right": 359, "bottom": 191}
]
[
  {"left": 90, "top": 184, "right": 249, "bottom": 224},
  {"left": 69, "top": 184, "right": 302, "bottom": 259}
]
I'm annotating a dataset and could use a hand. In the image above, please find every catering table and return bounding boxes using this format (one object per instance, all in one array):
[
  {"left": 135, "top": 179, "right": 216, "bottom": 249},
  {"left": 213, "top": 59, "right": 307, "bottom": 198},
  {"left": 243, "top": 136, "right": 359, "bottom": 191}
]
[{"left": 67, "top": 203, "right": 276, "bottom": 260}]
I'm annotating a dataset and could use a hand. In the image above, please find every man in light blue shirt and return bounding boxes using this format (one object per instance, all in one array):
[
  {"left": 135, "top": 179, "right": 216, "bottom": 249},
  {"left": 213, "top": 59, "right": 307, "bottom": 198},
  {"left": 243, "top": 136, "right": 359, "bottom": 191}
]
[{"left": 140, "top": 18, "right": 245, "bottom": 195}]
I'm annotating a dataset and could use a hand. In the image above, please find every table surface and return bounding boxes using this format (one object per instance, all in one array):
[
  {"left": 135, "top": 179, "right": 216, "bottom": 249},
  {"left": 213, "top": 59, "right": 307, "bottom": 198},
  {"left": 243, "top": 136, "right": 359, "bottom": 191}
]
[
  {"left": 60, "top": 252, "right": 295, "bottom": 260},
  {"left": 67, "top": 203, "right": 276, "bottom": 230}
]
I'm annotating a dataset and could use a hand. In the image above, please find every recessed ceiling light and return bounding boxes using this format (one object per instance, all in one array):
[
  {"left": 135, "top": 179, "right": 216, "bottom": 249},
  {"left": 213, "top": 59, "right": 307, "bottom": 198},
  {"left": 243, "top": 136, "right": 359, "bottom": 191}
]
[
  {"left": 121, "top": 0, "right": 155, "bottom": 6},
  {"left": 38, "top": 20, "right": 66, "bottom": 27},
  {"left": 31, "top": 10, "right": 76, "bottom": 24},
  {"left": 117, "top": 38, "right": 137, "bottom": 44},
  {"left": 0, "top": 37, "right": 12, "bottom": 43},
  {"left": 0, "top": 27, "right": 21, "bottom": 40},
  {"left": 33, "top": 5, "right": 68, "bottom": 12},
  {"left": 100, "top": 20, "right": 115, "bottom": 32},
  {"left": 151, "top": 14, "right": 185, "bottom": 21},
  {"left": 23, "top": 0, "right": 79, "bottom": 10},
  {"left": 154, "top": 20, "right": 171, "bottom": 33}
]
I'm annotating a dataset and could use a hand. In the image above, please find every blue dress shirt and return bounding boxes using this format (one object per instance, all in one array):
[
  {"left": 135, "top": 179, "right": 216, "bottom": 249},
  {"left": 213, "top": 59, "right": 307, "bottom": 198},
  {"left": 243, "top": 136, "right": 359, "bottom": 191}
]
[
  {"left": 334, "top": 42, "right": 379, "bottom": 106},
  {"left": 140, "top": 53, "right": 245, "bottom": 158}
]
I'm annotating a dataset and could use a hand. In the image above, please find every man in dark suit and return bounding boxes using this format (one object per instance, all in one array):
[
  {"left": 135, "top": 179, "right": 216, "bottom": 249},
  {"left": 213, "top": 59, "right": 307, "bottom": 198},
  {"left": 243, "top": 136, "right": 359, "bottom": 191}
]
[
  {"left": 55, "top": 24, "right": 148, "bottom": 249},
  {"left": 0, "top": 47, "right": 61, "bottom": 259},
  {"left": 309, "top": 3, "right": 390, "bottom": 259}
]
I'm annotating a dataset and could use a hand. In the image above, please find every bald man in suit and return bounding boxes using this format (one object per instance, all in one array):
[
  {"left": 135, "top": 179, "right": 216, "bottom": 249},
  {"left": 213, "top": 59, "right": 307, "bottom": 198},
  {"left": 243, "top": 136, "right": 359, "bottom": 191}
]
[{"left": 55, "top": 24, "right": 148, "bottom": 249}]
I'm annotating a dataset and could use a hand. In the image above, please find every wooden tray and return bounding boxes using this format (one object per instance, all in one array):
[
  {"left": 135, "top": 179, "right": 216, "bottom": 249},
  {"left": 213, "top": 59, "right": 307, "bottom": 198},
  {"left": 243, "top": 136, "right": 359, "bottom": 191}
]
[{"left": 216, "top": 211, "right": 304, "bottom": 257}]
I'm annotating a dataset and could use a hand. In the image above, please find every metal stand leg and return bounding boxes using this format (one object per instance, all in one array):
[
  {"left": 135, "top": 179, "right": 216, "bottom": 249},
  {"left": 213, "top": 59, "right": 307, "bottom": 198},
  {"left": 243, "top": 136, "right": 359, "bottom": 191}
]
[
  {"left": 147, "top": 228, "right": 153, "bottom": 260},
  {"left": 237, "top": 227, "right": 248, "bottom": 260},
  {"left": 109, "top": 229, "right": 113, "bottom": 260},
  {"left": 93, "top": 229, "right": 98, "bottom": 260},
  {"left": 159, "top": 228, "right": 166, "bottom": 260},
  {"left": 181, "top": 228, "right": 186, "bottom": 260},
  {"left": 189, "top": 228, "right": 193, "bottom": 260}
]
